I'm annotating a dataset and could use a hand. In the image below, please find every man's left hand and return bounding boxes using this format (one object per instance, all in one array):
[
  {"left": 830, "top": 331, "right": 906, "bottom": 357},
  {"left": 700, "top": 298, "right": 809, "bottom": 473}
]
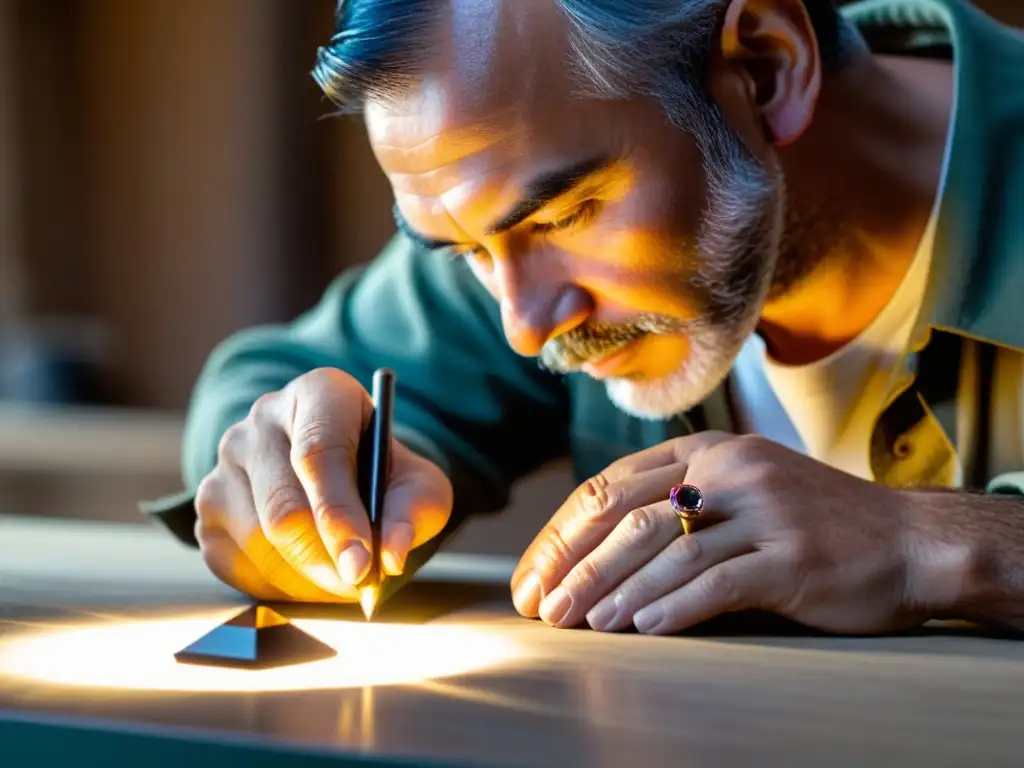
[{"left": 511, "top": 432, "right": 934, "bottom": 635}]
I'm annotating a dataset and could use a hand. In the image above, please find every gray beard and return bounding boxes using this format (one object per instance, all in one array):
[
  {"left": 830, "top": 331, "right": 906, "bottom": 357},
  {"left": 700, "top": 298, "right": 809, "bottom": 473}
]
[
  {"left": 540, "top": 103, "right": 787, "bottom": 420},
  {"left": 538, "top": 313, "right": 706, "bottom": 373}
]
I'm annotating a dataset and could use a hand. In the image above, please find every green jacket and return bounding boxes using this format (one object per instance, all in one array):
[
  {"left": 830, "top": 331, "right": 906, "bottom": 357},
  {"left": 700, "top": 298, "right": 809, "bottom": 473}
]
[{"left": 143, "top": 0, "right": 1024, "bottom": 593}]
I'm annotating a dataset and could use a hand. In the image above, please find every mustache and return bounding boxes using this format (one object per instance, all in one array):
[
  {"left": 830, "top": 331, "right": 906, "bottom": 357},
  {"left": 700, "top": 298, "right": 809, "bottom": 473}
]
[{"left": 539, "top": 314, "right": 701, "bottom": 373}]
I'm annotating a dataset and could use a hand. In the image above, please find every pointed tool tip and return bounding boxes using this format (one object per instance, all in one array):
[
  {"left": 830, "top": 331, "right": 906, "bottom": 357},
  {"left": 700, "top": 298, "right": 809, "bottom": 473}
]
[{"left": 359, "top": 586, "right": 379, "bottom": 621}]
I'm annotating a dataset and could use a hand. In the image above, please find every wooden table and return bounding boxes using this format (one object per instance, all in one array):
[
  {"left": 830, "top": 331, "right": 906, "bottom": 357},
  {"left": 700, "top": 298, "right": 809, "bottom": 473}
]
[{"left": 2, "top": 515, "right": 1024, "bottom": 767}]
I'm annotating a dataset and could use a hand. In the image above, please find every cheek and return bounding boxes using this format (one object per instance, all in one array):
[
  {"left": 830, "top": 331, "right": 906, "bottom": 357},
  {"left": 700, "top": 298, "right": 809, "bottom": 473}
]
[{"left": 568, "top": 217, "right": 703, "bottom": 321}]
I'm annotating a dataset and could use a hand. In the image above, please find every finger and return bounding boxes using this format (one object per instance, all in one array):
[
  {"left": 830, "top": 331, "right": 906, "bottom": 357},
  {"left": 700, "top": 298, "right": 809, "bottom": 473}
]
[
  {"left": 536, "top": 500, "right": 685, "bottom": 627},
  {"left": 511, "top": 431, "right": 737, "bottom": 606},
  {"left": 512, "top": 462, "right": 690, "bottom": 617},
  {"left": 281, "top": 371, "right": 375, "bottom": 586},
  {"left": 199, "top": 466, "right": 351, "bottom": 603},
  {"left": 633, "top": 552, "right": 777, "bottom": 635},
  {"left": 539, "top": 496, "right": 747, "bottom": 628},
  {"left": 243, "top": 530, "right": 357, "bottom": 603},
  {"left": 584, "top": 517, "right": 755, "bottom": 631},
  {"left": 601, "top": 430, "right": 734, "bottom": 477},
  {"left": 379, "top": 444, "right": 452, "bottom": 576},
  {"left": 196, "top": 523, "right": 291, "bottom": 602},
  {"left": 244, "top": 427, "right": 357, "bottom": 594}
]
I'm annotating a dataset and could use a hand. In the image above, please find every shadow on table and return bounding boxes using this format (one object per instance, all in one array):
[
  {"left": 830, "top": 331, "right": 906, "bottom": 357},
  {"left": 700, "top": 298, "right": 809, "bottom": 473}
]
[
  {"left": 260, "top": 582, "right": 1024, "bottom": 661},
  {"left": 274, "top": 580, "right": 512, "bottom": 625},
  {"left": 658, "top": 611, "right": 1024, "bottom": 658}
]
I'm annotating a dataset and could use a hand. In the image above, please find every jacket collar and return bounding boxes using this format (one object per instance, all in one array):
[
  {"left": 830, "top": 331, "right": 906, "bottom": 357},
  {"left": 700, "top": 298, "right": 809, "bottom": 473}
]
[{"left": 846, "top": 0, "right": 1024, "bottom": 352}]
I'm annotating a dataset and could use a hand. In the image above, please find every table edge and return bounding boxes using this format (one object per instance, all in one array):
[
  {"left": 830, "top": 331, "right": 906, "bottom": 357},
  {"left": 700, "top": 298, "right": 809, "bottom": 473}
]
[{"left": 0, "top": 708, "right": 471, "bottom": 768}]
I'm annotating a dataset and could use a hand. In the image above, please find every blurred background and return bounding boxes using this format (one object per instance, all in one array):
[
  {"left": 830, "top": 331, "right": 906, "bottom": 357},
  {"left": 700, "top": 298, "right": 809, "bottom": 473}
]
[{"left": 0, "top": 1, "right": 1021, "bottom": 555}]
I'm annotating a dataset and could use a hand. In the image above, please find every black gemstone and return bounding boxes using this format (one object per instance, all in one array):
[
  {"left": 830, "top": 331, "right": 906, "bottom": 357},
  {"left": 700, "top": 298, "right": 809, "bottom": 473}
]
[
  {"left": 174, "top": 605, "right": 337, "bottom": 670},
  {"left": 677, "top": 485, "right": 703, "bottom": 511}
]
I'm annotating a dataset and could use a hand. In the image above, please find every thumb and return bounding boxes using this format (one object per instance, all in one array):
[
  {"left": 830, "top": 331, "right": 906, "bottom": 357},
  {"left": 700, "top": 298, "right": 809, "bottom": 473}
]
[{"left": 379, "top": 439, "right": 453, "bottom": 576}]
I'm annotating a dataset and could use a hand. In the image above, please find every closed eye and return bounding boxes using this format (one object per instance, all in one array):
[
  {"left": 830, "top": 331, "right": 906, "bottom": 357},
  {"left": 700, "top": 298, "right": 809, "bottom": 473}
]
[
  {"left": 441, "top": 200, "right": 601, "bottom": 262},
  {"left": 443, "top": 245, "right": 486, "bottom": 262},
  {"left": 533, "top": 199, "right": 599, "bottom": 234}
]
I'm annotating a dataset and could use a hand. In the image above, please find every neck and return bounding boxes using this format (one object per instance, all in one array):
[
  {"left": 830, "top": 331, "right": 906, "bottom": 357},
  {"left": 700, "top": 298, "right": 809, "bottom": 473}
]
[{"left": 757, "top": 52, "right": 955, "bottom": 365}]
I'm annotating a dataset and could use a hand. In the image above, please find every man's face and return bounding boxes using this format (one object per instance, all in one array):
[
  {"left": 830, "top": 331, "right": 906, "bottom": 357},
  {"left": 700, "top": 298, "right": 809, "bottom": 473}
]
[{"left": 366, "top": 0, "right": 786, "bottom": 419}]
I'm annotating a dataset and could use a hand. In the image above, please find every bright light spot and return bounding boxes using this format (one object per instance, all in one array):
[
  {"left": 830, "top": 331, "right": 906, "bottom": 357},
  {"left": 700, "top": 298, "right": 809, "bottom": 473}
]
[
  {"left": 0, "top": 613, "right": 519, "bottom": 693},
  {"left": 359, "top": 586, "right": 379, "bottom": 620}
]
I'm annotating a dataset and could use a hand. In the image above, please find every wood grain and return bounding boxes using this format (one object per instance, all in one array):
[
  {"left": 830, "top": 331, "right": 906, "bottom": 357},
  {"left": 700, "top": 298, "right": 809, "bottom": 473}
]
[{"left": 2, "top": 515, "right": 1024, "bottom": 767}]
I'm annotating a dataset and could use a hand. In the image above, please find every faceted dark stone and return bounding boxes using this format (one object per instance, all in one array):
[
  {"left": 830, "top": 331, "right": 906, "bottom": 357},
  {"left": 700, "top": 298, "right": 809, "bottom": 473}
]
[
  {"left": 676, "top": 485, "right": 703, "bottom": 510},
  {"left": 670, "top": 484, "right": 703, "bottom": 516},
  {"left": 174, "top": 606, "right": 337, "bottom": 670}
]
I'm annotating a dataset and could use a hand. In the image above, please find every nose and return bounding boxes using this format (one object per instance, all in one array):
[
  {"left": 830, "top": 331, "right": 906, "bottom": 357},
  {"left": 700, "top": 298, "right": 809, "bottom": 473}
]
[{"left": 493, "top": 260, "right": 592, "bottom": 358}]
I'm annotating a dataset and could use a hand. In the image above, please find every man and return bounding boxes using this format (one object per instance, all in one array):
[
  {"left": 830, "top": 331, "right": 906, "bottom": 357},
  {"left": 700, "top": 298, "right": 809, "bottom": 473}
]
[{"left": 144, "top": 0, "right": 1024, "bottom": 635}]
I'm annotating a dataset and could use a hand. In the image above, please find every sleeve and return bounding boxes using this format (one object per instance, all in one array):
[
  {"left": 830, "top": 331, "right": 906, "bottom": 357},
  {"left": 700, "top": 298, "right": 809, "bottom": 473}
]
[
  {"left": 987, "top": 473, "right": 1024, "bottom": 496},
  {"left": 139, "top": 234, "right": 571, "bottom": 584}
]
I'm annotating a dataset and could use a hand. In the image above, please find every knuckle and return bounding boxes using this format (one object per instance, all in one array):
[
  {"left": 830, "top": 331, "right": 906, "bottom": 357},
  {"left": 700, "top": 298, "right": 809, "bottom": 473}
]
[
  {"left": 700, "top": 567, "right": 740, "bottom": 609},
  {"left": 693, "top": 438, "right": 736, "bottom": 471},
  {"left": 305, "top": 366, "right": 345, "bottom": 386},
  {"left": 625, "top": 566, "right": 657, "bottom": 599},
  {"left": 217, "top": 422, "right": 248, "bottom": 464},
  {"left": 260, "top": 483, "right": 309, "bottom": 528},
  {"left": 667, "top": 435, "right": 692, "bottom": 460},
  {"left": 667, "top": 532, "right": 703, "bottom": 566},
  {"left": 566, "top": 556, "right": 603, "bottom": 593},
  {"left": 194, "top": 472, "right": 224, "bottom": 522},
  {"left": 730, "top": 434, "right": 771, "bottom": 461},
  {"left": 576, "top": 473, "right": 614, "bottom": 521},
  {"left": 248, "top": 392, "right": 280, "bottom": 425},
  {"left": 311, "top": 502, "right": 345, "bottom": 527},
  {"left": 621, "top": 506, "right": 662, "bottom": 549},
  {"left": 292, "top": 367, "right": 353, "bottom": 401},
  {"left": 292, "top": 367, "right": 328, "bottom": 391},
  {"left": 291, "top": 417, "right": 341, "bottom": 462},
  {"left": 536, "top": 526, "right": 573, "bottom": 567},
  {"left": 670, "top": 430, "right": 729, "bottom": 459}
]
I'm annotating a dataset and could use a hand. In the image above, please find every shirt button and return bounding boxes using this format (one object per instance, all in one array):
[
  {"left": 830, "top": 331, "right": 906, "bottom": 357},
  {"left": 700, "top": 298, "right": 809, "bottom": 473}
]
[{"left": 893, "top": 437, "right": 914, "bottom": 460}]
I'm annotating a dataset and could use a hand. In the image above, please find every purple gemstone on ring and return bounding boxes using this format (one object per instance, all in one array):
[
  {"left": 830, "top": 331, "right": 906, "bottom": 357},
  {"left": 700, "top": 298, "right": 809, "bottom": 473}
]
[{"left": 669, "top": 484, "right": 703, "bottom": 519}]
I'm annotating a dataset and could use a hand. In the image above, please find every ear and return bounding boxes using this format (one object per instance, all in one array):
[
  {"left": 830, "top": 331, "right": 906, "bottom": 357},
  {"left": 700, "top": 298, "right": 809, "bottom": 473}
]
[{"left": 718, "top": 0, "right": 822, "bottom": 146}]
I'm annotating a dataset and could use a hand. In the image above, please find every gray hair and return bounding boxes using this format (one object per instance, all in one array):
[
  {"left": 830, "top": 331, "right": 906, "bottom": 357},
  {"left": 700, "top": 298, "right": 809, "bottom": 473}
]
[{"left": 313, "top": 0, "right": 863, "bottom": 135}]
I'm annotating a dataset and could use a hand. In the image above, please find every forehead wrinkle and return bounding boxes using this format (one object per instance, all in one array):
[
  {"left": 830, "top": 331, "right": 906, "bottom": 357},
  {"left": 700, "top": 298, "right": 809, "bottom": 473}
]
[
  {"left": 372, "top": 117, "right": 497, "bottom": 154},
  {"left": 376, "top": 129, "right": 516, "bottom": 183},
  {"left": 368, "top": 0, "right": 579, "bottom": 200},
  {"left": 389, "top": 152, "right": 525, "bottom": 206}
]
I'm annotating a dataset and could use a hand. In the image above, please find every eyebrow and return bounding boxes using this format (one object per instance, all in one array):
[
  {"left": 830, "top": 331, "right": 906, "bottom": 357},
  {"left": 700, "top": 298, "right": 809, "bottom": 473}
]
[
  {"left": 486, "top": 155, "right": 613, "bottom": 235},
  {"left": 392, "top": 154, "right": 614, "bottom": 252}
]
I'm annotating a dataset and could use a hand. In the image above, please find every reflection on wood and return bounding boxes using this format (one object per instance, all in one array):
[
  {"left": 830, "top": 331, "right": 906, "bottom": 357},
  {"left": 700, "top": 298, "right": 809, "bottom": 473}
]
[{"left": 2, "top": 516, "right": 1024, "bottom": 767}]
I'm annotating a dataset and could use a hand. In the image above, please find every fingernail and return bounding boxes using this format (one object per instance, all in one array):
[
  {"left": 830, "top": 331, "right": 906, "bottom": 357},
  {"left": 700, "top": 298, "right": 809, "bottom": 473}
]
[
  {"left": 513, "top": 571, "right": 542, "bottom": 614},
  {"left": 382, "top": 549, "right": 406, "bottom": 575},
  {"left": 539, "top": 586, "right": 572, "bottom": 626},
  {"left": 586, "top": 600, "right": 618, "bottom": 631},
  {"left": 337, "top": 542, "right": 370, "bottom": 585},
  {"left": 634, "top": 605, "right": 662, "bottom": 634},
  {"left": 382, "top": 522, "right": 415, "bottom": 575}
]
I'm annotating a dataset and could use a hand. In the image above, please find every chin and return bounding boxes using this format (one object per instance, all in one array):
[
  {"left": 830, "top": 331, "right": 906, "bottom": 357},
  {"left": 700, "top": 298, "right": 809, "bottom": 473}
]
[{"left": 603, "top": 332, "right": 744, "bottom": 421}]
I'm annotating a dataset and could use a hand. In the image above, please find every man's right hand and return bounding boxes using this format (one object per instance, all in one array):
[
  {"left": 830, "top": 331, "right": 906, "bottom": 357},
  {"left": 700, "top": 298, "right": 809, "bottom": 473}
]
[{"left": 194, "top": 368, "right": 453, "bottom": 602}]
